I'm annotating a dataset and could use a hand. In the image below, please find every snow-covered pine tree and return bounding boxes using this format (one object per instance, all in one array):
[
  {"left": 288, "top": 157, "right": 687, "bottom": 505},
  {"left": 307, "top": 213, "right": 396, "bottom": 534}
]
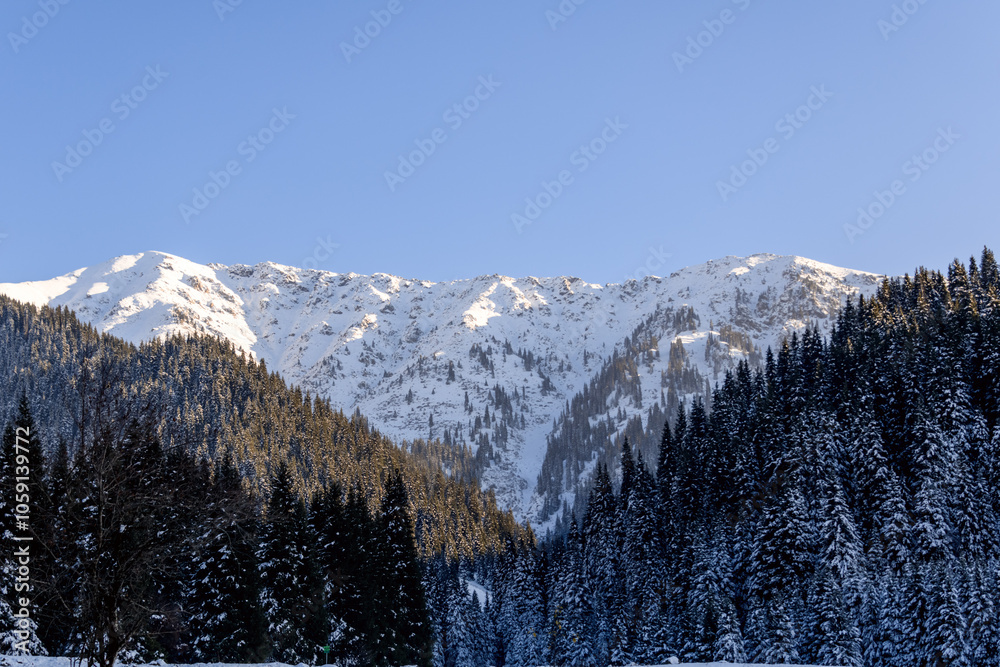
[
  {"left": 750, "top": 596, "right": 799, "bottom": 665},
  {"left": 258, "top": 462, "right": 328, "bottom": 664},
  {"left": 503, "top": 547, "right": 547, "bottom": 667},
  {"left": 804, "top": 568, "right": 862, "bottom": 667},
  {"left": 33, "top": 439, "right": 72, "bottom": 653},
  {"left": 186, "top": 458, "right": 269, "bottom": 662},
  {"left": 581, "top": 463, "right": 620, "bottom": 666},
  {"left": 910, "top": 415, "right": 956, "bottom": 564},
  {"left": 549, "top": 518, "right": 597, "bottom": 667},
  {"left": 963, "top": 564, "right": 1000, "bottom": 667},
  {"left": 921, "top": 564, "right": 968, "bottom": 667},
  {"left": 860, "top": 574, "right": 905, "bottom": 667},
  {"left": 467, "top": 591, "right": 491, "bottom": 667},
  {"left": 746, "top": 466, "right": 809, "bottom": 661},
  {"left": 373, "top": 470, "right": 433, "bottom": 667},
  {"left": 312, "top": 482, "right": 371, "bottom": 661},
  {"left": 685, "top": 534, "right": 744, "bottom": 663},
  {"left": 421, "top": 557, "right": 449, "bottom": 667},
  {"left": 623, "top": 452, "right": 667, "bottom": 663},
  {"left": 804, "top": 474, "right": 863, "bottom": 666},
  {"left": 445, "top": 577, "right": 488, "bottom": 667}
]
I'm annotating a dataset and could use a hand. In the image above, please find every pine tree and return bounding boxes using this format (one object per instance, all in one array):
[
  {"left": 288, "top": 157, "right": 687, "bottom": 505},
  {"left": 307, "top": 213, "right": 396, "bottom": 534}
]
[
  {"left": 446, "top": 580, "right": 488, "bottom": 667},
  {"left": 686, "top": 535, "right": 744, "bottom": 663},
  {"left": 503, "top": 547, "right": 547, "bottom": 667},
  {"left": 34, "top": 439, "right": 73, "bottom": 653},
  {"left": 550, "top": 519, "right": 597, "bottom": 667},
  {"left": 862, "top": 574, "right": 907, "bottom": 667},
  {"left": 747, "top": 597, "right": 798, "bottom": 665},
  {"left": 187, "top": 459, "right": 269, "bottom": 662},
  {"left": 622, "top": 452, "right": 667, "bottom": 663},
  {"left": 331, "top": 488, "right": 380, "bottom": 663},
  {"left": 921, "top": 565, "right": 968, "bottom": 667},
  {"left": 581, "top": 464, "right": 619, "bottom": 666},
  {"left": 312, "top": 482, "right": 365, "bottom": 659},
  {"left": 805, "top": 569, "right": 862, "bottom": 667},
  {"left": 963, "top": 564, "right": 1000, "bottom": 667},
  {"left": 67, "top": 414, "right": 206, "bottom": 667},
  {"left": 910, "top": 416, "right": 956, "bottom": 564},
  {"left": 372, "top": 471, "right": 433, "bottom": 667},
  {"left": 749, "top": 471, "right": 812, "bottom": 603},
  {"left": 259, "top": 462, "right": 328, "bottom": 664}
]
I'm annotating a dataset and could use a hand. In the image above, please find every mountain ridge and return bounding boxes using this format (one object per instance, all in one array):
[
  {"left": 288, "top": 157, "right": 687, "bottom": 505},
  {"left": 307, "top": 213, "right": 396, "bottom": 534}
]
[{"left": 0, "top": 250, "right": 886, "bottom": 522}]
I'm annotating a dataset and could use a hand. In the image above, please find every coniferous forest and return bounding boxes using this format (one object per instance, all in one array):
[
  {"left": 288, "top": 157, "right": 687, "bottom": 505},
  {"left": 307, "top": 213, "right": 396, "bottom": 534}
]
[
  {"left": 0, "top": 293, "right": 523, "bottom": 667},
  {"left": 2, "top": 249, "right": 1000, "bottom": 667},
  {"left": 486, "top": 250, "right": 1000, "bottom": 667}
]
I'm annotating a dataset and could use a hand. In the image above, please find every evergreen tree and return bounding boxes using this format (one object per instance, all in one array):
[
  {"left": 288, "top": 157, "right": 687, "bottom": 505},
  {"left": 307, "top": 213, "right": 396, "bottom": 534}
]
[
  {"left": 622, "top": 452, "right": 667, "bottom": 662},
  {"left": 503, "top": 547, "right": 547, "bottom": 667},
  {"left": 259, "top": 462, "right": 328, "bottom": 664},
  {"left": 685, "top": 535, "right": 744, "bottom": 663},
  {"left": 963, "top": 564, "right": 1000, "bottom": 667},
  {"left": 446, "top": 583, "right": 489, "bottom": 667},
  {"left": 921, "top": 565, "right": 968, "bottom": 667},
  {"left": 549, "top": 519, "right": 597, "bottom": 667},
  {"left": 372, "top": 471, "right": 433, "bottom": 667},
  {"left": 804, "top": 569, "right": 862, "bottom": 667},
  {"left": 910, "top": 416, "right": 956, "bottom": 564},
  {"left": 67, "top": 413, "right": 206, "bottom": 667},
  {"left": 186, "top": 458, "right": 269, "bottom": 662},
  {"left": 34, "top": 439, "right": 73, "bottom": 653},
  {"left": 312, "top": 483, "right": 366, "bottom": 661}
]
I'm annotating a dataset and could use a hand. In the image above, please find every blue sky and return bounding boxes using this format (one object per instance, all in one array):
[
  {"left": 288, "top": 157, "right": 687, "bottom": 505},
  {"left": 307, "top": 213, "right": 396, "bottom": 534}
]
[{"left": 2, "top": 1, "right": 998, "bottom": 284}]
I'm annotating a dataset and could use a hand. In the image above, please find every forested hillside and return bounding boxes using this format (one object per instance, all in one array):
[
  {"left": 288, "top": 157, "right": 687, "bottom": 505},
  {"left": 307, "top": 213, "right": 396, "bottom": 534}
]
[
  {"left": 0, "top": 295, "right": 531, "bottom": 666},
  {"left": 533, "top": 308, "right": 703, "bottom": 525},
  {"left": 0, "top": 295, "right": 522, "bottom": 559},
  {"left": 3, "top": 248, "right": 999, "bottom": 667},
  {"left": 0, "top": 251, "right": 880, "bottom": 517},
  {"left": 488, "top": 249, "right": 1000, "bottom": 667}
]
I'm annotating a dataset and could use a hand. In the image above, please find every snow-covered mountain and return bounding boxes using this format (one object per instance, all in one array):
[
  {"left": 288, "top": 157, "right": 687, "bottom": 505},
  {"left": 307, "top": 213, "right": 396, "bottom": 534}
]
[{"left": 0, "top": 251, "right": 883, "bottom": 523}]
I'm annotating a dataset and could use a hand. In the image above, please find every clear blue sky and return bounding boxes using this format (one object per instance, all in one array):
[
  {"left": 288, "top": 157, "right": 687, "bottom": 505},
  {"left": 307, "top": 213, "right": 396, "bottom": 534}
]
[{"left": 3, "top": 1, "right": 998, "bottom": 284}]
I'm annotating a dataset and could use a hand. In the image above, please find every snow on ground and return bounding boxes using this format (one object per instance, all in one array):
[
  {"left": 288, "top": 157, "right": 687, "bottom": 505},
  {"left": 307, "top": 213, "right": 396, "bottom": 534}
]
[{"left": 465, "top": 578, "right": 492, "bottom": 608}]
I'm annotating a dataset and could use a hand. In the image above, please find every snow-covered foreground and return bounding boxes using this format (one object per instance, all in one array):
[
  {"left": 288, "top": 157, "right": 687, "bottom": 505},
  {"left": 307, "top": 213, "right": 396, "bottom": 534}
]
[{"left": 0, "top": 658, "right": 839, "bottom": 667}]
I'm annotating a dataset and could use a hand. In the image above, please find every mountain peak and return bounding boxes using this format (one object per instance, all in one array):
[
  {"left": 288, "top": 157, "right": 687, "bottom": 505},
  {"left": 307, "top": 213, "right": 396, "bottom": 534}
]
[{"left": 0, "top": 250, "right": 883, "bottom": 518}]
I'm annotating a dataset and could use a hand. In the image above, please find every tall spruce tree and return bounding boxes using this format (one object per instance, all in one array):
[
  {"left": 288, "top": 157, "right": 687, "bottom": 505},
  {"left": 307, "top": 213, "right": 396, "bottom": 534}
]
[
  {"left": 186, "top": 458, "right": 269, "bottom": 662},
  {"left": 549, "top": 518, "right": 597, "bottom": 667},
  {"left": 372, "top": 471, "right": 433, "bottom": 667},
  {"left": 259, "top": 462, "right": 328, "bottom": 664}
]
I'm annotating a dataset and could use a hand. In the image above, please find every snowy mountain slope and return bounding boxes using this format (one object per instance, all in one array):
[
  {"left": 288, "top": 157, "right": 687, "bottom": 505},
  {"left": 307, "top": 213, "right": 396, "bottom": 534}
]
[{"left": 0, "top": 251, "right": 882, "bottom": 518}]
